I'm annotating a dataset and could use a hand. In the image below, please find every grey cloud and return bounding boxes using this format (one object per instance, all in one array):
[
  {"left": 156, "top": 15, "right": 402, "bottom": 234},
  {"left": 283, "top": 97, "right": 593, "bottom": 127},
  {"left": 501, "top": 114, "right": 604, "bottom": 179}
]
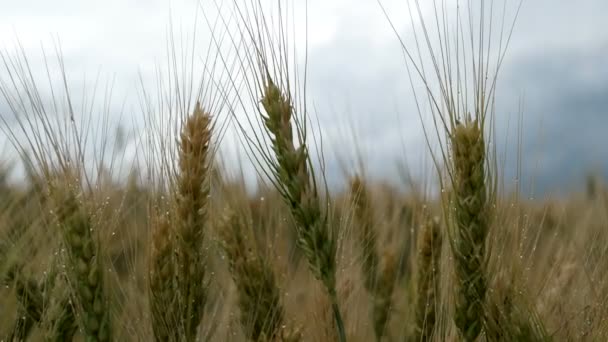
[
  {"left": 1, "top": 0, "right": 606, "bottom": 196},
  {"left": 302, "top": 0, "right": 608, "bottom": 195},
  {"left": 497, "top": 41, "right": 608, "bottom": 195}
]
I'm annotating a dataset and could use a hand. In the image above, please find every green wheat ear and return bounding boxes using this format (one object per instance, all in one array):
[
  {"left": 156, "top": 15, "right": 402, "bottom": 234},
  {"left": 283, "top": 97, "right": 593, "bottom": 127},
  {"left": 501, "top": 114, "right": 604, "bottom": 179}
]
[
  {"left": 261, "top": 79, "right": 337, "bottom": 291},
  {"left": 50, "top": 182, "right": 111, "bottom": 342},
  {"left": 260, "top": 79, "right": 345, "bottom": 342},
  {"left": 218, "top": 210, "right": 285, "bottom": 341},
  {"left": 41, "top": 260, "right": 78, "bottom": 342},
  {"left": 450, "top": 119, "right": 489, "bottom": 341}
]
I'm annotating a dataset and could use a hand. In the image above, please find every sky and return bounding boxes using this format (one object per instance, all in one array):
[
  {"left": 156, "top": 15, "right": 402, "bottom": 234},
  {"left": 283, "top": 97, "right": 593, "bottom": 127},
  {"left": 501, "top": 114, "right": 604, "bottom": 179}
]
[{"left": 0, "top": 0, "right": 606, "bottom": 196}]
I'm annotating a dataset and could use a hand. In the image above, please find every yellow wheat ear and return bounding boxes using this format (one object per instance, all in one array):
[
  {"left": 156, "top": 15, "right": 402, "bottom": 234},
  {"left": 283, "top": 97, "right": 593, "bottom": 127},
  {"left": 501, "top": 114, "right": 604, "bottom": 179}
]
[
  {"left": 149, "top": 213, "right": 177, "bottom": 341},
  {"left": 174, "top": 102, "right": 212, "bottom": 340},
  {"left": 148, "top": 102, "right": 213, "bottom": 342}
]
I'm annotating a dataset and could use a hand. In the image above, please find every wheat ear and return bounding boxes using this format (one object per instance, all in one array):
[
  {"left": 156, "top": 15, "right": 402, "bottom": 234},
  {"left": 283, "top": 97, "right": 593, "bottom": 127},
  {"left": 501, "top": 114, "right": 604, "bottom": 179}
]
[
  {"left": 218, "top": 210, "right": 285, "bottom": 341},
  {"left": 350, "top": 177, "right": 395, "bottom": 340},
  {"left": 414, "top": 215, "right": 442, "bottom": 341},
  {"left": 148, "top": 103, "right": 212, "bottom": 341},
  {"left": 149, "top": 213, "right": 178, "bottom": 341},
  {"left": 450, "top": 119, "right": 489, "bottom": 341},
  {"left": 261, "top": 79, "right": 345, "bottom": 342},
  {"left": 373, "top": 250, "right": 397, "bottom": 341},
  {"left": 51, "top": 183, "right": 111, "bottom": 342},
  {"left": 175, "top": 102, "right": 212, "bottom": 340}
]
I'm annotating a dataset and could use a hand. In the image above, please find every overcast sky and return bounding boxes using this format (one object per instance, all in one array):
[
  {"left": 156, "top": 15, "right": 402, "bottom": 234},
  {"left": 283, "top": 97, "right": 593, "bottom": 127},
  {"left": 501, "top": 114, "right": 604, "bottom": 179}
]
[{"left": 0, "top": 0, "right": 606, "bottom": 196}]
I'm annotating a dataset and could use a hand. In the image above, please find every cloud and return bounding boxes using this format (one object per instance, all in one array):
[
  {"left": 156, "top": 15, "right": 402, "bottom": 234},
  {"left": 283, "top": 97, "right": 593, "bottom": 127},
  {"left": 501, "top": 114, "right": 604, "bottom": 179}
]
[
  {"left": 497, "top": 41, "right": 608, "bottom": 195},
  {"left": 301, "top": 0, "right": 608, "bottom": 195},
  {"left": 0, "top": 0, "right": 606, "bottom": 195}
]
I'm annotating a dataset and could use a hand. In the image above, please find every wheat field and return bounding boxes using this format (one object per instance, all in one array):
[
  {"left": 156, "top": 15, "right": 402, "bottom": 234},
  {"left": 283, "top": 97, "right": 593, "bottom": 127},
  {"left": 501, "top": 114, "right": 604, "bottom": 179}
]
[{"left": 1, "top": 1, "right": 607, "bottom": 341}]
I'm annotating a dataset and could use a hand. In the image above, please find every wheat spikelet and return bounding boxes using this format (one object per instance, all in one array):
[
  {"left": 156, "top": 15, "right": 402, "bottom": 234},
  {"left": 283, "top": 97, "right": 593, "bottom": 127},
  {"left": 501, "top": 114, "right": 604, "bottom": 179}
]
[
  {"left": 8, "top": 310, "right": 35, "bottom": 341},
  {"left": 44, "top": 296, "right": 77, "bottom": 342},
  {"left": 218, "top": 210, "right": 285, "bottom": 341},
  {"left": 414, "top": 215, "right": 442, "bottom": 341},
  {"left": 261, "top": 79, "right": 345, "bottom": 341},
  {"left": 38, "top": 240, "right": 78, "bottom": 341},
  {"left": 450, "top": 119, "right": 488, "bottom": 341},
  {"left": 42, "top": 274, "right": 78, "bottom": 342}
]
